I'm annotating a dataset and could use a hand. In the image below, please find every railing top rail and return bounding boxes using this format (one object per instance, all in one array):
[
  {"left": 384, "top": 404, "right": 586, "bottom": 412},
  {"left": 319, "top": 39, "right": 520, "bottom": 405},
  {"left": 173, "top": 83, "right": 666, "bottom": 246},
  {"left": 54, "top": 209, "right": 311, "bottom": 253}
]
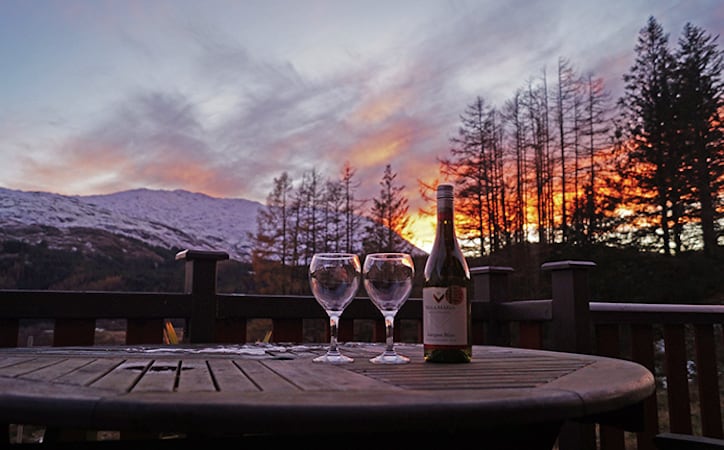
[
  {"left": 0, "top": 290, "right": 191, "bottom": 319},
  {"left": 590, "top": 302, "right": 724, "bottom": 315},
  {"left": 590, "top": 301, "right": 724, "bottom": 325},
  {"left": 1, "top": 290, "right": 722, "bottom": 324}
]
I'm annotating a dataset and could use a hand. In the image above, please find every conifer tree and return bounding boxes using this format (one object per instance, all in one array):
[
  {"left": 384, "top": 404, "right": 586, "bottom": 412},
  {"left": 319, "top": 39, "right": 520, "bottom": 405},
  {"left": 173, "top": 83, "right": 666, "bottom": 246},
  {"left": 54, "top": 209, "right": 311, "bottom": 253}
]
[
  {"left": 364, "top": 164, "right": 412, "bottom": 253},
  {"left": 674, "top": 23, "right": 724, "bottom": 255},
  {"left": 619, "top": 16, "right": 681, "bottom": 255}
]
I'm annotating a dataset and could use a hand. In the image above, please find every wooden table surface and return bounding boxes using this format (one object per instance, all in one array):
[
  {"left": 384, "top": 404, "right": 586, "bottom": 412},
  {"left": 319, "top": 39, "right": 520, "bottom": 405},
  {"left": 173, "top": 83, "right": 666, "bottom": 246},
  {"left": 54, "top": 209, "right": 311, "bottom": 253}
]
[{"left": 0, "top": 343, "right": 654, "bottom": 448}]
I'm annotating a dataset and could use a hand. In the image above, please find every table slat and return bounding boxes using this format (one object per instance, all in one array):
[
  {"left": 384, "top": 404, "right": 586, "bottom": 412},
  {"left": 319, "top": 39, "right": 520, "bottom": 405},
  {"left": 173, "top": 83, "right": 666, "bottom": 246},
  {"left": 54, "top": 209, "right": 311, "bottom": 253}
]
[
  {"left": 91, "top": 359, "right": 153, "bottom": 392},
  {"left": 350, "top": 355, "right": 590, "bottom": 390},
  {"left": 265, "top": 360, "right": 398, "bottom": 391},
  {"left": 177, "top": 360, "right": 216, "bottom": 392},
  {"left": 0, "top": 357, "right": 64, "bottom": 377},
  {"left": 234, "top": 360, "right": 298, "bottom": 392},
  {"left": 132, "top": 359, "right": 180, "bottom": 392},
  {"left": 54, "top": 358, "right": 126, "bottom": 386},
  {"left": 207, "top": 359, "right": 259, "bottom": 392},
  {"left": 0, "top": 356, "right": 33, "bottom": 370},
  {"left": 20, "top": 357, "right": 95, "bottom": 381}
]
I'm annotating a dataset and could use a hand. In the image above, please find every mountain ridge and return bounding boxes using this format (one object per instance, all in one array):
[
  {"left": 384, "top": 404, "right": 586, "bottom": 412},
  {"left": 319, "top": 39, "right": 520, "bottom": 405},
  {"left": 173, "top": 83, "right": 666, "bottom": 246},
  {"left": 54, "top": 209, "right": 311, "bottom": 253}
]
[
  {"left": 0, "top": 187, "right": 262, "bottom": 261},
  {"left": 0, "top": 187, "right": 425, "bottom": 261}
]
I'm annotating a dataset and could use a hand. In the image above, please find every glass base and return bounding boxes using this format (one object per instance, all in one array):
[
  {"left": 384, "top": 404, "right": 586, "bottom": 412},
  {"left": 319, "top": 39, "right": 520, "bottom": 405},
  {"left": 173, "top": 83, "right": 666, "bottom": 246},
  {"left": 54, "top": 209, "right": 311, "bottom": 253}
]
[
  {"left": 313, "top": 352, "right": 354, "bottom": 364},
  {"left": 370, "top": 351, "right": 410, "bottom": 364}
]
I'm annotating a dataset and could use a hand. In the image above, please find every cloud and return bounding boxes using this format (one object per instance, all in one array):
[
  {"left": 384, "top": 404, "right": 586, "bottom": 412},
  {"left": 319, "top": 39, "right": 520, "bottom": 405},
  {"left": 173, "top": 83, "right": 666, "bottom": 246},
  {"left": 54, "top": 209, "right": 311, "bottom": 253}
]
[
  {"left": 23, "top": 3, "right": 499, "bottom": 205},
  {"left": 13, "top": 90, "right": 241, "bottom": 197},
  {"left": 6, "top": 0, "right": 721, "bottom": 217}
]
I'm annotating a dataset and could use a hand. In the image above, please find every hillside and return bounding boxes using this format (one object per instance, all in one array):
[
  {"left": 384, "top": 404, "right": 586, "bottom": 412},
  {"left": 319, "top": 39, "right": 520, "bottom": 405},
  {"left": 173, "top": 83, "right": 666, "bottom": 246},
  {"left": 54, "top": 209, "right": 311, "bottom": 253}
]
[
  {"left": 0, "top": 187, "right": 262, "bottom": 261},
  {"left": 0, "top": 187, "right": 425, "bottom": 263},
  {"left": 0, "top": 233, "right": 254, "bottom": 293}
]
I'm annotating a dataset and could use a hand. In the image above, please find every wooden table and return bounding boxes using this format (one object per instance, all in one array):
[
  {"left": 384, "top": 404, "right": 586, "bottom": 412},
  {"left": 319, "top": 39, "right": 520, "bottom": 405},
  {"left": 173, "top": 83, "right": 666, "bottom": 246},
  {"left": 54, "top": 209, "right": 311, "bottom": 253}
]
[{"left": 0, "top": 343, "right": 654, "bottom": 449}]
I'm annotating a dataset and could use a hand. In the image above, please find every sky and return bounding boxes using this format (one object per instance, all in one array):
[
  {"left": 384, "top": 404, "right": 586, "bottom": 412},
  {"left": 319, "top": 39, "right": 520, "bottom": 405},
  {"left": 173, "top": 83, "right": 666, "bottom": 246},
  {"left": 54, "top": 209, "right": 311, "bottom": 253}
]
[{"left": 1, "top": 0, "right": 723, "bottom": 251}]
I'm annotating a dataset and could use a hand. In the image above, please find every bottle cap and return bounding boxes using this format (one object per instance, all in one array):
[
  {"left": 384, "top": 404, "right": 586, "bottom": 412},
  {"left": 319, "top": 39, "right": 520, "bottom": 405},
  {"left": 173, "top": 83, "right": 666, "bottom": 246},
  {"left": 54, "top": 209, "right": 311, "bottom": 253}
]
[{"left": 437, "top": 183, "right": 454, "bottom": 199}]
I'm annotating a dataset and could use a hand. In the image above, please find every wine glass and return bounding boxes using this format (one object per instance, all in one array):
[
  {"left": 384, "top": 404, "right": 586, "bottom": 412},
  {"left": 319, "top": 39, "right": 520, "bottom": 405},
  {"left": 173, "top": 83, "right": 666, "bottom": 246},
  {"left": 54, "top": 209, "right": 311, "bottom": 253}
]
[
  {"left": 308, "top": 253, "right": 361, "bottom": 363},
  {"left": 363, "top": 252, "right": 415, "bottom": 364}
]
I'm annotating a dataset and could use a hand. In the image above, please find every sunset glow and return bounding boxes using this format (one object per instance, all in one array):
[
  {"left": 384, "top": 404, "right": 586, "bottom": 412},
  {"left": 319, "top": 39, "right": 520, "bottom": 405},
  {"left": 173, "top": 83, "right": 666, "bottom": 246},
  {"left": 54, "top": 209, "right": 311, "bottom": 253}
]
[
  {"left": 408, "top": 212, "right": 437, "bottom": 253},
  {"left": 1, "top": 0, "right": 721, "bottom": 254}
]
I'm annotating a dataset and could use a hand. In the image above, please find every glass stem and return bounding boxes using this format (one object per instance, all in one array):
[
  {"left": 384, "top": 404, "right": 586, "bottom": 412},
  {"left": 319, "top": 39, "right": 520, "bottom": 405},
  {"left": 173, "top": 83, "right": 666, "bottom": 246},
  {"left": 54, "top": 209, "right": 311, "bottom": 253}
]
[
  {"left": 328, "top": 313, "right": 340, "bottom": 354},
  {"left": 384, "top": 313, "right": 396, "bottom": 353}
]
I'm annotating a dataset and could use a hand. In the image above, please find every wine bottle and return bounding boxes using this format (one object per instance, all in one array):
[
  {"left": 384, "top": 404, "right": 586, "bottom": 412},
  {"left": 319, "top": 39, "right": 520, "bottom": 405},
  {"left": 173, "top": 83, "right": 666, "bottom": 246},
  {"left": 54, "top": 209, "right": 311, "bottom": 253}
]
[{"left": 423, "top": 183, "right": 472, "bottom": 363}]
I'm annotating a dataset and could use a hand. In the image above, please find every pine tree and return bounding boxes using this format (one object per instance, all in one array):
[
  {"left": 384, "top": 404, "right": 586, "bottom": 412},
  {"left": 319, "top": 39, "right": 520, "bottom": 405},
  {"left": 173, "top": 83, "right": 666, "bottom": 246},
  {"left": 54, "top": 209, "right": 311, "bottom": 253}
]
[
  {"left": 619, "top": 16, "right": 681, "bottom": 255},
  {"left": 674, "top": 23, "right": 724, "bottom": 255},
  {"left": 364, "top": 164, "right": 412, "bottom": 253}
]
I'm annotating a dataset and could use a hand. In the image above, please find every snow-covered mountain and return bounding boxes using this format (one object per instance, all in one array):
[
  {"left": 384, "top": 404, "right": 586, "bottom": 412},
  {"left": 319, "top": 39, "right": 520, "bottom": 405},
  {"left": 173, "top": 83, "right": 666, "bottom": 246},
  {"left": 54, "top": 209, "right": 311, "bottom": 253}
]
[
  {"left": 0, "top": 187, "right": 262, "bottom": 261},
  {"left": 0, "top": 187, "right": 425, "bottom": 262}
]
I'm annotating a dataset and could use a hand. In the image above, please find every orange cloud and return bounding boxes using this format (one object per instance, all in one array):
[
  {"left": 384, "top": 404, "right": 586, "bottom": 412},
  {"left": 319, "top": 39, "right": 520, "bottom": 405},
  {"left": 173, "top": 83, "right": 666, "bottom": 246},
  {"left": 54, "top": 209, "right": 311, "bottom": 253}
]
[
  {"left": 351, "top": 90, "right": 409, "bottom": 125},
  {"left": 344, "top": 119, "right": 419, "bottom": 169},
  {"left": 135, "top": 159, "right": 239, "bottom": 198}
]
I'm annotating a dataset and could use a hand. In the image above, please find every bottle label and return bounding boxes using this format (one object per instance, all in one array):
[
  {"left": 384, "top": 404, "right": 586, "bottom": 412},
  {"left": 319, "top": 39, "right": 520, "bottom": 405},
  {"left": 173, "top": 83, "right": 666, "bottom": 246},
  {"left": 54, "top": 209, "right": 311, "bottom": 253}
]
[{"left": 422, "top": 286, "right": 468, "bottom": 346}]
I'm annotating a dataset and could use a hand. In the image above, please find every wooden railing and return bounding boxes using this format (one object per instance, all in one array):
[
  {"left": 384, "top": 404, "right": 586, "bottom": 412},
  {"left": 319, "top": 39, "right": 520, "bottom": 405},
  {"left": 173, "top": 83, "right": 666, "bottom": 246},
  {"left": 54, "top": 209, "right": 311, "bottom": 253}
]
[{"left": 1, "top": 249, "right": 722, "bottom": 450}]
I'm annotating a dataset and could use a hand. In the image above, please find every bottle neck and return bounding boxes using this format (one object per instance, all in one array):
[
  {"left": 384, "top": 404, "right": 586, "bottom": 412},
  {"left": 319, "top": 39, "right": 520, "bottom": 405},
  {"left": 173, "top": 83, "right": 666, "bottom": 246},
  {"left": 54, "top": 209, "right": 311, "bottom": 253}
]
[{"left": 436, "top": 197, "right": 455, "bottom": 242}]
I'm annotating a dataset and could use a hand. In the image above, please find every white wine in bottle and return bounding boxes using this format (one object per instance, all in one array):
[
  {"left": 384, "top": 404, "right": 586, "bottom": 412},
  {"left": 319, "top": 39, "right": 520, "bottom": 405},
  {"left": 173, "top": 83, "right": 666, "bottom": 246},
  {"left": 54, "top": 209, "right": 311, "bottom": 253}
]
[{"left": 423, "top": 183, "right": 472, "bottom": 363}]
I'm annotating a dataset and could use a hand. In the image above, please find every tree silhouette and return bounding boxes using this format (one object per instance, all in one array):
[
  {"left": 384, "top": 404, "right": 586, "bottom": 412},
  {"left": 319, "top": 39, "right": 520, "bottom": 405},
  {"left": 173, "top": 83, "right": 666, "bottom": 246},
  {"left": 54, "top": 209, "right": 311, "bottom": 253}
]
[
  {"left": 340, "top": 161, "right": 365, "bottom": 254},
  {"left": 249, "top": 171, "right": 294, "bottom": 294},
  {"left": 364, "top": 164, "right": 412, "bottom": 253},
  {"left": 674, "top": 23, "right": 724, "bottom": 256},
  {"left": 442, "top": 96, "right": 509, "bottom": 256},
  {"left": 620, "top": 16, "right": 723, "bottom": 255},
  {"left": 619, "top": 16, "right": 681, "bottom": 255}
]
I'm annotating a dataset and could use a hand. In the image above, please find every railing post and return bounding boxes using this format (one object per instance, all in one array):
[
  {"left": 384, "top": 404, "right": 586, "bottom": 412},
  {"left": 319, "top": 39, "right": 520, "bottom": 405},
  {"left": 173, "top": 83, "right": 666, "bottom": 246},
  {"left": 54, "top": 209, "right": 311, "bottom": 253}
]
[
  {"left": 542, "top": 260, "right": 596, "bottom": 450},
  {"left": 470, "top": 266, "right": 513, "bottom": 345},
  {"left": 176, "top": 249, "right": 229, "bottom": 344},
  {"left": 0, "top": 319, "right": 19, "bottom": 347},
  {"left": 541, "top": 260, "right": 596, "bottom": 354}
]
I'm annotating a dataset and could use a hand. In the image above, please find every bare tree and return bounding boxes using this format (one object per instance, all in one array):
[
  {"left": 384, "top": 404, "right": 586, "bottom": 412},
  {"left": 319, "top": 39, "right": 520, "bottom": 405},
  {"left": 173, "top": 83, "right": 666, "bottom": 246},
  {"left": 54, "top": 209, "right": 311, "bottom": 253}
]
[
  {"left": 294, "top": 169, "right": 325, "bottom": 264},
  {"left": 503, "top": 90, "right": 529, "bottom": 244},
  {"left": 249, "top": 172, "right": 293, "bottom": 294},
  {"left": 340, "top": 162, "right": 365, "bottom": 254},
  {"left": 323, "top": 179, "right": 344, "bottom": 253},
  {"left": 524, "top": 78, "right": 551, "bottom": 245},
  {"left": 555, "top": 58, "right": 579, "bottom": 242},
  {"left": 581, "top": 74, "right": 612, "bottom": 243},
  {"left": 442, "top": 96, "right": 498, "bottom": 256}
]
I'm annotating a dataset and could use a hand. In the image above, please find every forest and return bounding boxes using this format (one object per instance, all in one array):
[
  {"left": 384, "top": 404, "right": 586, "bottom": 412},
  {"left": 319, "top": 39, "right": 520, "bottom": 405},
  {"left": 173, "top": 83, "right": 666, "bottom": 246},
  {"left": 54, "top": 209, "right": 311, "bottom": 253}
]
[{"left": 248, "top": 17, "right": 723, "bottom": 296}]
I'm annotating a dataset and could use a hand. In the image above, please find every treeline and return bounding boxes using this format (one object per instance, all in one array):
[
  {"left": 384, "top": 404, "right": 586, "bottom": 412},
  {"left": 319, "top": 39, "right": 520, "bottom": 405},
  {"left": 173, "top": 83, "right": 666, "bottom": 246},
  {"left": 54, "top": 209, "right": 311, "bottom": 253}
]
[
  {"left": 250, "top": 16, "right": 722, "bottom": 294},
  {"left": 249, "top": 163, "right": 415, "bottom": 294},
  {"left": 0, "top": 235, "right": 255, "bottom": 294},
  {"left": 436, "top": 16, "right": 722, "bottom": 257},
  {"left": 0, "top": 236, "right": 184, "bottom": 292}
]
